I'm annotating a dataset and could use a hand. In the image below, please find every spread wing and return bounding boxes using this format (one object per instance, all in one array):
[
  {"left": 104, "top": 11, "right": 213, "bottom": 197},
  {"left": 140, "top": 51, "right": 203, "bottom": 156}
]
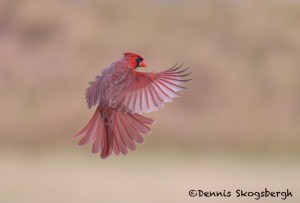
[
  {"left": 85, "top": 75, "right": 101, "bottom": 109},
  {"left": 109, "top": 64, "right": 191, "bottom": 114}
]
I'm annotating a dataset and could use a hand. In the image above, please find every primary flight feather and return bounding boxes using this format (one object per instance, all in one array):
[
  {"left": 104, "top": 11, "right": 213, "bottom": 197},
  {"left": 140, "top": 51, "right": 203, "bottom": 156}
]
[{"left": 73, "top": 52, "right": 191, "bottom": 159}]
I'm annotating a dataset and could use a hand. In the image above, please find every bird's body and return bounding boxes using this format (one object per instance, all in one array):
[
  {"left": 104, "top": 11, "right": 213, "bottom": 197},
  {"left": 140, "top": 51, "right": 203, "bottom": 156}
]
[{"left": 73, "top": 52, "right": 190, "bottom": 159}]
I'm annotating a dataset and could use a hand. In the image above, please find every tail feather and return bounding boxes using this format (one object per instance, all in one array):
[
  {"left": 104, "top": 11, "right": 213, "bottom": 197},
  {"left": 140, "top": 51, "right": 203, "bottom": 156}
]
[
  {"left": 100, "top": 127, "right": 113, "bottom": 159},
  {"left": 132, "top": 113, "right": 155, "bottom": 125},
  {"left": 118, "top": 113, "right": 145, "bottom": 144},
  {"left": 72, "top": 109, "right": 100, "bottom": 139},
  {"left": 73, "top": 108, "right": 154, "bottom": 159},
  {"left": 114, "top": 121, "right": 128, "bottom": 155},
  {"left": 115, "top": 113, "right": 136, "bottom": 151},
  {"left": 112, "top": 136, "right": 120, "bottom": 156},
  {"left": 77, "top": 115, "right": 99, "bottom": 146},
  {"left": 125, "top": 114, "right": 152, "bottom": 134},
  {"left": 91, "top": 118, "right": 103, "bottom": 154}
]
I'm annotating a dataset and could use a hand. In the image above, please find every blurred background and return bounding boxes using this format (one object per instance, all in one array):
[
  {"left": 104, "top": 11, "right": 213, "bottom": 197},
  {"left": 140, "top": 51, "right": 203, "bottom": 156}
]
[{"left": 0, "top": 0, "right": 299, "bottom": 202}]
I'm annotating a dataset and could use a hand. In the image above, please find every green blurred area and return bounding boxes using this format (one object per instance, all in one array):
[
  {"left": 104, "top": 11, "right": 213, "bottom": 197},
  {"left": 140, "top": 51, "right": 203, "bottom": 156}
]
[{"left": 0, "top": 0, "right": 299, "bottom": 202}]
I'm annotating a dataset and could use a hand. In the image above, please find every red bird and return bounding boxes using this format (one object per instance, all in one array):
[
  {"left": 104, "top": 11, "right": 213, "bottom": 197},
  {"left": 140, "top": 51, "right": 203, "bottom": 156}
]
[{"left": 73, "top": 52, "right": 191, "bottom": 159}]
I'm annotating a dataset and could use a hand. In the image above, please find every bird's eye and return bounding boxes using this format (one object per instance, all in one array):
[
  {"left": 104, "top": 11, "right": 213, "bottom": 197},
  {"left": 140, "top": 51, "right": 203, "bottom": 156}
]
[{"left": 136, "top": 57, "right": 143, "bottom": 63}]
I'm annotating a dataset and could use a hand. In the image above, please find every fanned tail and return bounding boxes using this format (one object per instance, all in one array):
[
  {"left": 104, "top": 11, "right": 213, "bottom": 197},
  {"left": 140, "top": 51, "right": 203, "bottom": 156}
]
[{"left": 73, "top": 107, "right": 154, "bottom": 159}]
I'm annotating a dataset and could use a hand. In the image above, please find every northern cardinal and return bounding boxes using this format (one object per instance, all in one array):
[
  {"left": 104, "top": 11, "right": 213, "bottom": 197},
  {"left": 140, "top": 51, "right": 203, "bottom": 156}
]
[{"left": 73, "top": 52, "right": 191, "bottom": 159}]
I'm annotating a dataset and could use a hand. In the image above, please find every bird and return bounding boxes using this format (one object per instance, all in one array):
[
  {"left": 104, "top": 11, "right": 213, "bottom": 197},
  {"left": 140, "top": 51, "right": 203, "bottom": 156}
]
[{"left": 73, "top": 52, "right": 191, "bottom": 159}]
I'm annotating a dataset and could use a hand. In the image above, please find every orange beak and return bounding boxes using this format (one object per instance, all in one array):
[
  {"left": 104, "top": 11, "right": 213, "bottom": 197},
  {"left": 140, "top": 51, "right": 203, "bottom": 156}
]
[{"left": 139, "top": 60, "right": 147, "bottom": 67}]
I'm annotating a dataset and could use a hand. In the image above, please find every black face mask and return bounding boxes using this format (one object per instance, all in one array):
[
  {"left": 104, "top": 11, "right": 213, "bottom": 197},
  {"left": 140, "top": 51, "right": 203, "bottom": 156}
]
[{"left": 135, "top": 57, "right": 144, "bottom": 68}]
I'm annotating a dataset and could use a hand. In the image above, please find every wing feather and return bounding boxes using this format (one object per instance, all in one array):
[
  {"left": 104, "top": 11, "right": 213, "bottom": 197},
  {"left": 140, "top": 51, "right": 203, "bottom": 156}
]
[
  {"left": 85, "top": 75, "right": 101, "bottom": 109},
  {"left": 110, "top": 64, "right": 191, "bottom": 114}
]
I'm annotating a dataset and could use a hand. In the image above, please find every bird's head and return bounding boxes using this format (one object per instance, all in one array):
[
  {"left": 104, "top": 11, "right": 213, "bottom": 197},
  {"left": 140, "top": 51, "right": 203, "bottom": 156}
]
[{"left": 123, "top": 52, "right": 147, "bottom": 69}]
